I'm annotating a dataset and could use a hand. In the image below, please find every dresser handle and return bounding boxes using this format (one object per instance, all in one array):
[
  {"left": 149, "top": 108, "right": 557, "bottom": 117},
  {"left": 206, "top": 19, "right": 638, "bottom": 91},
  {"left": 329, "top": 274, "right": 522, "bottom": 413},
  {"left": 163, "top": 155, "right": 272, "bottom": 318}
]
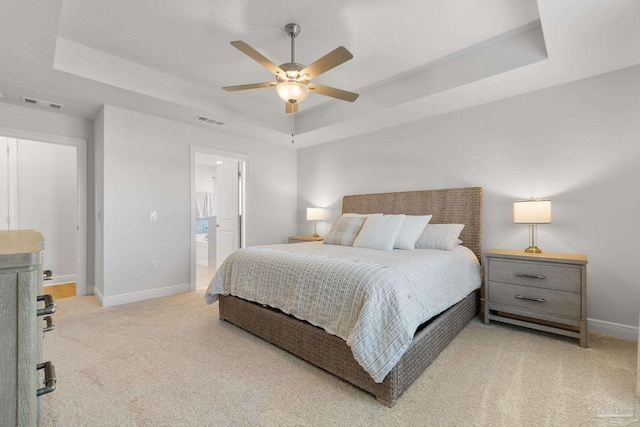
[
  {"left": 43, "top": 316, "right": 55, "bottom": 333},
  {"left": 37, "top": 362, "right": 56, "bottom": 396},
  {"left": 515, "top": 295, "right": 546, "bottom": 302},
  {"left": 515, "top": 273, "right": 546, "bottom": 279},
  {"left": 37, "top": 294, "right": 57, "bottom": 316}
]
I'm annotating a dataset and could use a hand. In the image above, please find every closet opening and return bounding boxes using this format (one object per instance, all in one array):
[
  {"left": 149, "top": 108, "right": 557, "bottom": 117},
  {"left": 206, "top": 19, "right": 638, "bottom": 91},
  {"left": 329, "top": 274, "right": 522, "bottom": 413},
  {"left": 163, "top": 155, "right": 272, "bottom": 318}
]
[{"left": 0, "top": 131, "right": 87, "bottom": 296}]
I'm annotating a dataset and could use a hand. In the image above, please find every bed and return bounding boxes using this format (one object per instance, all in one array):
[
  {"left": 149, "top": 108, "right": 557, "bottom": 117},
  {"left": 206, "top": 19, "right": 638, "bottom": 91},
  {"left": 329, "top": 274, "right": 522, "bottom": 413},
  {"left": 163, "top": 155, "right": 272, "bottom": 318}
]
[{"left": 206, "top": 187, "right": 483, "bottom": 406}]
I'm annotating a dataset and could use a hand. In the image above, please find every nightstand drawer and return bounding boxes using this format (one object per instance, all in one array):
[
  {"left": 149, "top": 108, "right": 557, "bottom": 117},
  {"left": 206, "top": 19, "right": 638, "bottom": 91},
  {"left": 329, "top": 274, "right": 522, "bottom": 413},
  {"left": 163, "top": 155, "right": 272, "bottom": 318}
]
[
  {"left": 488, "top": 281, "right": 581, "bottom": 319},
  {"left": 488, "top": 259, "right": 581, "bottom": 293}
]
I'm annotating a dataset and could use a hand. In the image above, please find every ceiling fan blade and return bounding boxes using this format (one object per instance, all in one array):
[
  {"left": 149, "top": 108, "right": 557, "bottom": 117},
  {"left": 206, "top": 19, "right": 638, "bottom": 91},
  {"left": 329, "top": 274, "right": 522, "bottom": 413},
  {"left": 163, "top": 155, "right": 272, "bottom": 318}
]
[
  {"left": 222, "top": 82, "right": 276, "bottom": 92},
  {"left": 230, "top": 41, "right": 284, "bottom": 76},
  {"left": 300, "top": 46, "right": 353, "bottom": 80},
  {"left": 308, "top": 83, "right": 359, "bottom": 102},
  {"left": 285, "top": 102, "right": 299, "bottom": 114}
]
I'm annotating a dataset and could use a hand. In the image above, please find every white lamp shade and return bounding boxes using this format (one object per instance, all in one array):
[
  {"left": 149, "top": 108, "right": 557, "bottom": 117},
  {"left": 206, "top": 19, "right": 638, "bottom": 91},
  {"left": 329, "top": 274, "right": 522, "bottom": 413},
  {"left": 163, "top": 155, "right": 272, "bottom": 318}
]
[
  {"left": 276, "top": 81, "right": 310, "bottom": 103},
  {"left": 306, "top": 207, "right": 325, "bottom": 221},
  {"left": 514, "top": 199, "right": 551, "bottom": 224}
]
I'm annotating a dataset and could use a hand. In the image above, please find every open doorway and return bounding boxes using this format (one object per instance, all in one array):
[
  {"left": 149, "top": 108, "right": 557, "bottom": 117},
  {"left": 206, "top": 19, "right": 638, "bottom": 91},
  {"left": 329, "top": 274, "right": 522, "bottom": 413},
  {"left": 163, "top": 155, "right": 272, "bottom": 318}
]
[
  {"left": 190, "top": 146, "right": 246, "bottom": 290},
  {"left": 0, "top": 130, "right": 87, "bottom": 296}
]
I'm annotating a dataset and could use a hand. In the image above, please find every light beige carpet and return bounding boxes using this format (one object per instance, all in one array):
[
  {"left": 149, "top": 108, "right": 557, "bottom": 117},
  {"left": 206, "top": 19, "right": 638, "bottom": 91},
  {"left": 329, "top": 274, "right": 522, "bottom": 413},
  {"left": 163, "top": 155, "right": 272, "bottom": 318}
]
[{"left": 43, "top": 290, "right": 639, "bottom": 427}]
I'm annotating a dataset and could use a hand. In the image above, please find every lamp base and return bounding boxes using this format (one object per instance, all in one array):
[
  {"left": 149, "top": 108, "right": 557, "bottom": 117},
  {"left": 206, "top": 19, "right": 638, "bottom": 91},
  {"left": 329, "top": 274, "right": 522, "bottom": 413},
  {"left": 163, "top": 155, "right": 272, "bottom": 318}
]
[
  {"left": 311, "top": 233, "right": 320, "bottom": 238},
  {"left": 524, "top": 246, "right": 542, "bottom": 254}
]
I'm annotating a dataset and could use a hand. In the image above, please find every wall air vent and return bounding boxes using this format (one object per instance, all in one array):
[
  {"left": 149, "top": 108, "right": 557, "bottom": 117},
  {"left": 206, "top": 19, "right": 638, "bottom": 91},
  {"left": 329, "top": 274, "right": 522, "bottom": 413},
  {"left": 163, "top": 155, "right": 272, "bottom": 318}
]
[
  {"left": 21, "top": 96, "right": 64, "bottom": 110},
  {"left": 195, "top": 115, "right": 224, "bottom": 126}
]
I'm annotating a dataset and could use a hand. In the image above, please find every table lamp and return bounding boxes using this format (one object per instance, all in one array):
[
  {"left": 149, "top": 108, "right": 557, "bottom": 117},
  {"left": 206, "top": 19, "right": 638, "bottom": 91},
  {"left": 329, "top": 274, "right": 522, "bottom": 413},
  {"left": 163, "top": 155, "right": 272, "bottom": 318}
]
[
  {"left": 306, "top": 207, "right": 325, "bottom": 238},
  {"left": 514, "top": 198, "right": 551, "bottom": 253}
]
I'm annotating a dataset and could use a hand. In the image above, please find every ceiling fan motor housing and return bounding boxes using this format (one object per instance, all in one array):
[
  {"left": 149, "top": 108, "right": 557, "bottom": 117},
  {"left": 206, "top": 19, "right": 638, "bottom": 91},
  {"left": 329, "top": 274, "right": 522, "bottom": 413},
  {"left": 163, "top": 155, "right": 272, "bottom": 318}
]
[{"left": 277, "top": 63, "right": 306, "bottom": 82}]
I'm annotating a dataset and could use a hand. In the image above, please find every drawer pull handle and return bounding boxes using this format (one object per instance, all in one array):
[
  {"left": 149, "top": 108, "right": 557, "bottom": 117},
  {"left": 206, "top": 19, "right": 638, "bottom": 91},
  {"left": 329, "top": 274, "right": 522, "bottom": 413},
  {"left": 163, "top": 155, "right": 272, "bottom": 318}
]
[
  {"left": 515, "top": 295, "right": 546, "bottom": 303},
  {"left": 43, "top": 316, "right": 55, "bottom": 333},
  {"left": 37, "top": 294, "right": 57, "bottom": 316},
  {"left": 37, "top": 361, "right": 56, "bottom": 396},
  {"left": 515, "top": 273, "right": 546, "bottom": 279}
]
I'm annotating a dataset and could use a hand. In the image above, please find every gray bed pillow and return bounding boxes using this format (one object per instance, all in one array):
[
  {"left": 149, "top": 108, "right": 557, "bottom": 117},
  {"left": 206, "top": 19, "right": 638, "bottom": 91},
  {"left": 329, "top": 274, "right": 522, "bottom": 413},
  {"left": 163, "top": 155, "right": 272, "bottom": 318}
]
[{"left": 324, "top": 216, "right": 367, "bottom": 246}]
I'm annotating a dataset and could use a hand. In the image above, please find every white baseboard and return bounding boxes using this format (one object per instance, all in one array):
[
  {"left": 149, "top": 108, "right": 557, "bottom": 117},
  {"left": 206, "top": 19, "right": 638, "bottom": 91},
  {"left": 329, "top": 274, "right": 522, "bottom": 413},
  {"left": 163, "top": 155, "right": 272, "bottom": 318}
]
[
  {"left": 98, "top": 283, "right": 191, "bottom": 308},
  {"left": 43, "top": 274, "right": 76, "bottom": 287},
  {"left": 588, "top": 318, "right": 638, "bottom": 341},
  {"left": 93, "top": 287, "right": 104, "bottom": 305}
]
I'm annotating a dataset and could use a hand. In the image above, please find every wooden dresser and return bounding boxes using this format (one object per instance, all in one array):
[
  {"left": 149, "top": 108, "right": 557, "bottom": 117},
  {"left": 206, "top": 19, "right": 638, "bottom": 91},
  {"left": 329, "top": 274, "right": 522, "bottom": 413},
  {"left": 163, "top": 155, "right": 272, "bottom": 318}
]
[
  {"left": 483, "top": 249, "right": 588, "bottom": 347},
  {"left": 0, "top": 230, "right": 57, "bottom": 426}
]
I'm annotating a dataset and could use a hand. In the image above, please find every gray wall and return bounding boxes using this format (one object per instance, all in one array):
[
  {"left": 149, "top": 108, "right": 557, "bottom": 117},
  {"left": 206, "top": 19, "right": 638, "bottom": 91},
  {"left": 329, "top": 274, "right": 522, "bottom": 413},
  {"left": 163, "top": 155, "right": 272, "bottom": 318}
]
[
  {"left": 17, "top": 140, "right": 77, "bottom": 283},
  {"left": 96, "top": 105, "right": 297, "bottom": 304},
  {"left": 297, "top": 65, "right": 640, "bottom": 334}
]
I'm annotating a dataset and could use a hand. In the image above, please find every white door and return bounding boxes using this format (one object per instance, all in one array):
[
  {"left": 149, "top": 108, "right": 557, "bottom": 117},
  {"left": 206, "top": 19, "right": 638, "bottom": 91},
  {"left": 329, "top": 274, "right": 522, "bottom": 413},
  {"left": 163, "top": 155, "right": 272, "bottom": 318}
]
[{"left": 216, "top": 161, "right": 239, "bottom": 265}]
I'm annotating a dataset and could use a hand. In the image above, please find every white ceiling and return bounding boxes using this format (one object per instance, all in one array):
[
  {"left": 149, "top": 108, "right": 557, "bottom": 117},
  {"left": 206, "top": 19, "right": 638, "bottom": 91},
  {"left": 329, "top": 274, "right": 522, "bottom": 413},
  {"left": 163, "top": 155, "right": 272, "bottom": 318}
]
[{"left": 1, "top": 1, "right": 639, "bottom": 149}]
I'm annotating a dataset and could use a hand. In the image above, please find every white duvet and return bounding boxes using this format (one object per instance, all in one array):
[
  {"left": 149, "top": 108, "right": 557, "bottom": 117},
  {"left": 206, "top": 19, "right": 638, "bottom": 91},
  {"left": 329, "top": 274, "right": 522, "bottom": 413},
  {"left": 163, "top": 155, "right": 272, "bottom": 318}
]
[{"left": 205, "top": 242, "right": 481, "bottom": 383}]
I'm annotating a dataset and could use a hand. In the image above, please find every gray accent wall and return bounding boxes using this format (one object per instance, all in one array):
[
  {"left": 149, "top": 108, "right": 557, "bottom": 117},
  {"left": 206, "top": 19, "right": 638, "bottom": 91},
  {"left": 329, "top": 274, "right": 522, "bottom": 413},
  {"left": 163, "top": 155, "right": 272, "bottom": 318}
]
[{"left": 297, "top": 64, "right": 640, "bottom": 333}]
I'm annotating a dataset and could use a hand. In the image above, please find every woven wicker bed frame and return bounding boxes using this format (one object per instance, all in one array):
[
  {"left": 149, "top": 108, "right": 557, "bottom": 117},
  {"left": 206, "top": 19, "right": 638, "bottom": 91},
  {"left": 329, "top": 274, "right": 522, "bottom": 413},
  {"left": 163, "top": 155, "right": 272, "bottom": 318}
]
[{"left": 218, "top": 187, "right": 483, "bottom": 406}]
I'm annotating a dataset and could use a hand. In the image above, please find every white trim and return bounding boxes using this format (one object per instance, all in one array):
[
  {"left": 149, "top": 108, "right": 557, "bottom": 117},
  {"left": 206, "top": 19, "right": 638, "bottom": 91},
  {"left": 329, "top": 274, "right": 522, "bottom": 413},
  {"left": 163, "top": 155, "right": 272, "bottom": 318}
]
[
  {"left": 588, "top": 318, "right": 638, "bottom": 341},
  {"left": 0, "top": 126, "right": 88, "bottom": 297},
  {"left": 93, "top": 286, "right": 104, "bottom": 306},
  {"left": 99, "top": 283, "right": 191, "bottom": 308},
  {"left": 190, "top": 145, "right": 248, "bottom": 292},
  {"left": 43, "top": 274, "right": 76, "bottom": 287}
]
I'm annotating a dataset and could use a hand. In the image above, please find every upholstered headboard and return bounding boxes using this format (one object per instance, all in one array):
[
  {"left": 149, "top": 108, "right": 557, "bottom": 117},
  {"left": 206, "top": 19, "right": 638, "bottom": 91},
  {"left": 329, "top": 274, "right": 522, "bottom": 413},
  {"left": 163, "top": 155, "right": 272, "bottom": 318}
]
[{"left": 341, "top": 187, "right": 483, "bottom": 261}]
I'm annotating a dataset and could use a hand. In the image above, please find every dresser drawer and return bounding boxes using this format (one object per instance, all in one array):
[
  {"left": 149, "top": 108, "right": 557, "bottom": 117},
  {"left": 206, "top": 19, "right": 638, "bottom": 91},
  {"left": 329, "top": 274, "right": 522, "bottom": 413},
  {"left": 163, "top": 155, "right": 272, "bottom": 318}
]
[
  {"left": 488, "top": 259, "right": 581, "bottom": 293},
  {"left": 488, "top": 281, "right": 581, "bottom": 319}
]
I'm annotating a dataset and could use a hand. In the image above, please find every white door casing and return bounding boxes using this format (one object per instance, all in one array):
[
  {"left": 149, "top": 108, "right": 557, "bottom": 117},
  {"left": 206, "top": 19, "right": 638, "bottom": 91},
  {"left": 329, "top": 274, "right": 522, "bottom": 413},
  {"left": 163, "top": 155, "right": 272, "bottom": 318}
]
[
  {"left": 216, "top": 161, "right": 239, "bottom": 266},
  {"left": 190, "top": 145, "right": 247, "bottom": 292}
]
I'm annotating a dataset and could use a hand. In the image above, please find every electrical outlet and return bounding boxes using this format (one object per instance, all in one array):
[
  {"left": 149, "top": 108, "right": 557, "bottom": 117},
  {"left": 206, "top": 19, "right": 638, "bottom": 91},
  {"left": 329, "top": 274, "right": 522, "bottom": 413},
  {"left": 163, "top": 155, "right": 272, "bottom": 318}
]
[
  {"left": 149, "top": 211, "right": 157, "bottom": 221},
  {"left": 149, "top": 260, "right": 158, "bottom": 271}
]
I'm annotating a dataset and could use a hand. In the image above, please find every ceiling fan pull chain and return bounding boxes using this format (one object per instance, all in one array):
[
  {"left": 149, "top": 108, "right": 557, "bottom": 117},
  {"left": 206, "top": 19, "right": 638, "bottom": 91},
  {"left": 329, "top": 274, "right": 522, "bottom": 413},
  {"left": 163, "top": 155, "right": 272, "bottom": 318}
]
[{"left": 291, "top": 110, "right": 295, "bottom": 144}]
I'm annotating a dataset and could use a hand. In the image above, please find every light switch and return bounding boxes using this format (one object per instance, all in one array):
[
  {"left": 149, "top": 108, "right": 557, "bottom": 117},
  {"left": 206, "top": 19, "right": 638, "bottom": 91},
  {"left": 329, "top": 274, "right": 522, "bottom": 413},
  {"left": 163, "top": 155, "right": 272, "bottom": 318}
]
[{"left": 149, "top": 211, "right": 157, "bottom": 221}]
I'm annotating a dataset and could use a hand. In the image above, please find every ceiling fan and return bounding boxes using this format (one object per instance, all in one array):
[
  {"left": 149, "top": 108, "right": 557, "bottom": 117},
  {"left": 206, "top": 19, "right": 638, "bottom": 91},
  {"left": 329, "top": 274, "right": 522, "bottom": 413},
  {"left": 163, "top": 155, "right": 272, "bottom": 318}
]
[{"left": 222, "top": 23, "right": 359, "bottom": 114}]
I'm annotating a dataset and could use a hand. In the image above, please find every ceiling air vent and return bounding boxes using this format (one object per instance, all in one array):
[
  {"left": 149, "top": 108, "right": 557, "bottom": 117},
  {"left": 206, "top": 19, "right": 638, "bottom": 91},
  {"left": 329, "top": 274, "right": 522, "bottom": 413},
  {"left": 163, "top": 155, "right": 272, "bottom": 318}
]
[
  {"left": 195, "top": 115, "right": 224, "bottom": 126},
  {"left": 21, "top": 96, "right": 64, "bottom": 110}
]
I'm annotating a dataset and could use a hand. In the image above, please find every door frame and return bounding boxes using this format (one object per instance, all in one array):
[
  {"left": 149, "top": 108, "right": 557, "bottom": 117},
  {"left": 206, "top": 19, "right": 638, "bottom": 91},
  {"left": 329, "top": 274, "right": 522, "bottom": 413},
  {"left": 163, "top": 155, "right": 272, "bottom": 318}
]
[
  {"left": 0, "top": 127, "right": 88, "bottom": 296},
  {"left": 190, "top": 145, "right": 247, "bottom": 291}
]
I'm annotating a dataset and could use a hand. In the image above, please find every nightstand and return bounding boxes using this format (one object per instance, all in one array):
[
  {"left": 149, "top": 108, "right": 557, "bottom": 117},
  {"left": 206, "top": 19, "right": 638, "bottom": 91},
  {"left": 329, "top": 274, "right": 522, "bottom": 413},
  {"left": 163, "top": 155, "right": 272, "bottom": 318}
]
[
  {"left": 288, "top": 235, "right": 324, "bottom": 244},
  {"left": 483, "top": 249, "right": 588, "bottom": 347}
]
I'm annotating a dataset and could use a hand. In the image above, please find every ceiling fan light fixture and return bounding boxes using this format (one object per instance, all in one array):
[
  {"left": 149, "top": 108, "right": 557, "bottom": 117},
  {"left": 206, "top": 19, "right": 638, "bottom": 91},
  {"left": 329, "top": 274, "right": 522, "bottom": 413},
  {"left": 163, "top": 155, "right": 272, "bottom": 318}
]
[{"left": 276, "top": 81, "right": 309, "bottom": 104}]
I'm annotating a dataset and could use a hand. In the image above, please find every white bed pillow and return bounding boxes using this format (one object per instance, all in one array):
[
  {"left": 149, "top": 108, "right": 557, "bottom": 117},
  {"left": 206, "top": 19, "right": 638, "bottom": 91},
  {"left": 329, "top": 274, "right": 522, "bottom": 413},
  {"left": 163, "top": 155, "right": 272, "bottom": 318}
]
[
  {"left": 324, "top": 216, "right": 367, "bottom": 246},
  {"left": 393, "top": 215, "right": 432, "bottom": 250},
  {"left": 353, "top": 214, "right": 406, "bottom": 251},
  {"left": 415, "top": 224, "right": 465, "bottom": 251}
]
